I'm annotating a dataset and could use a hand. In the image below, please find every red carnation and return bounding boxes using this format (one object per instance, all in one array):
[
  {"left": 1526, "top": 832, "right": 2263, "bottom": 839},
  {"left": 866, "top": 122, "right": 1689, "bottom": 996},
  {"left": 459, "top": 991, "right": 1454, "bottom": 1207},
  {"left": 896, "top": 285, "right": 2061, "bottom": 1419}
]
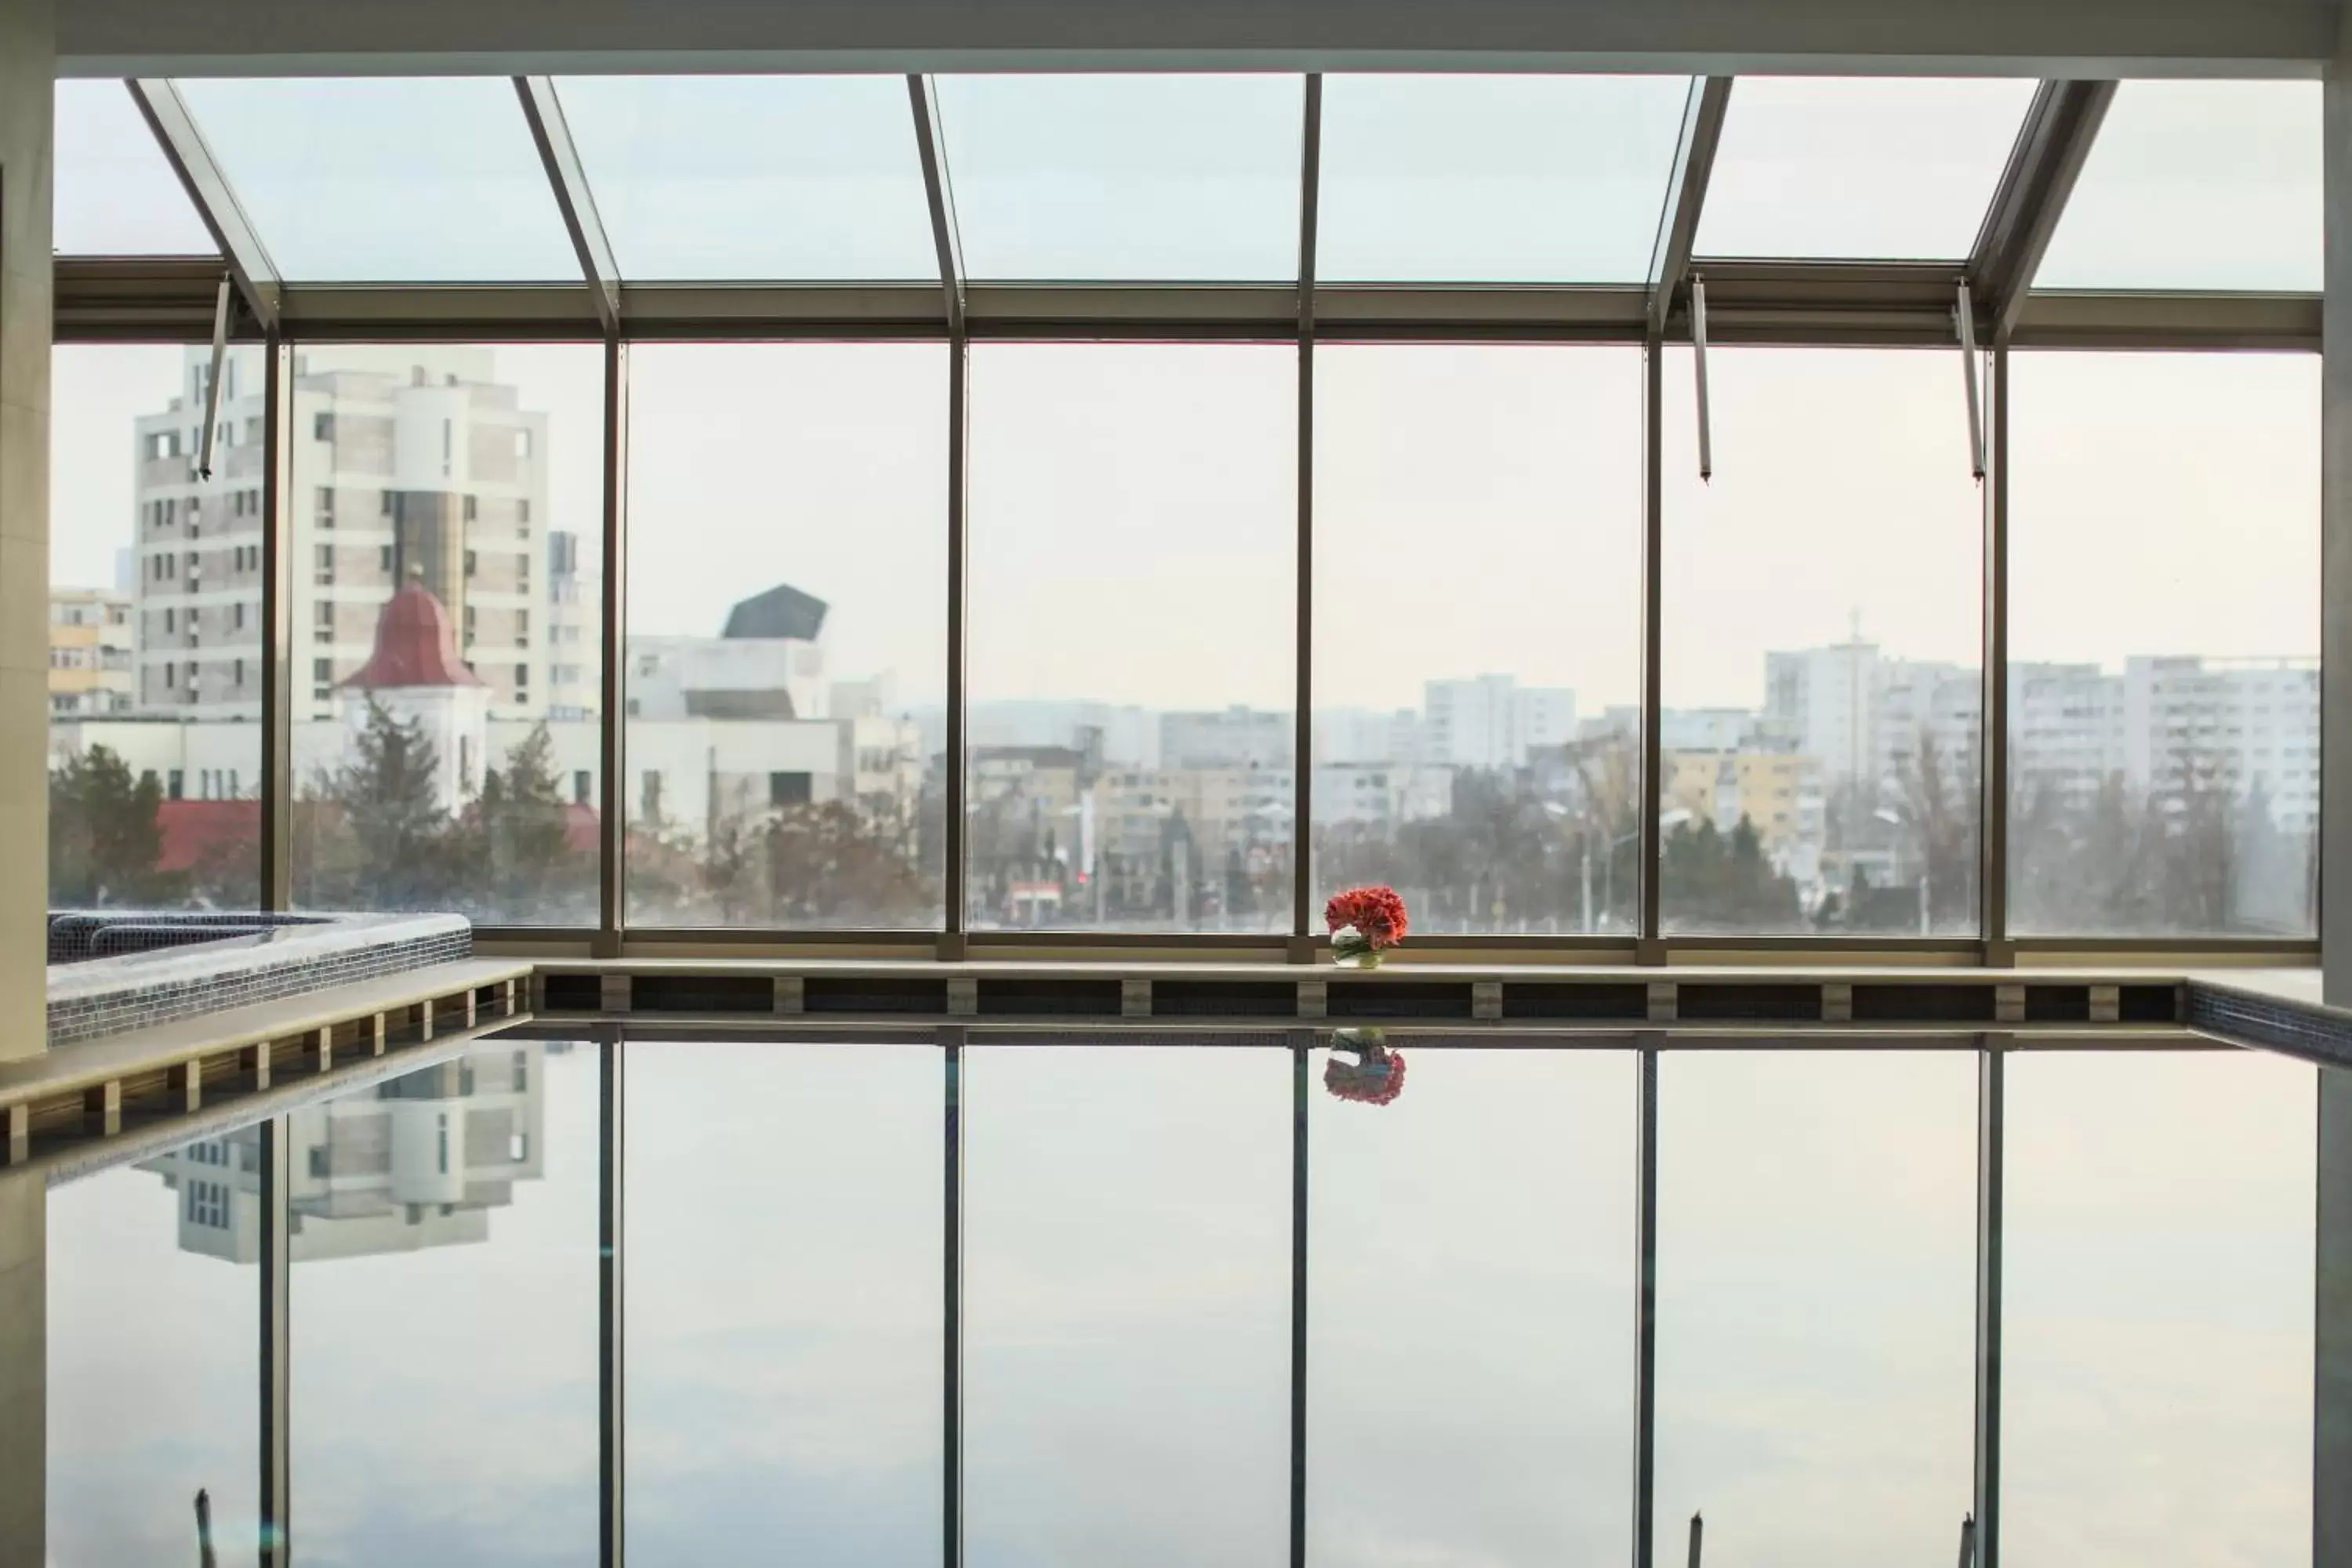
[{"left": 1325, "top": 885, "right": 1409, "bottom": 949}]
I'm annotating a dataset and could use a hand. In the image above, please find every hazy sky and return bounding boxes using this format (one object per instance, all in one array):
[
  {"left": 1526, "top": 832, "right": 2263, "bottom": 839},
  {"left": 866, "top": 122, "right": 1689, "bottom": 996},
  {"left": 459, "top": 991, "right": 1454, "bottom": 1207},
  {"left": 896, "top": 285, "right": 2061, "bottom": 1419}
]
[{"left": 52, "top": 336, "right": 2319, "bottom": 719}]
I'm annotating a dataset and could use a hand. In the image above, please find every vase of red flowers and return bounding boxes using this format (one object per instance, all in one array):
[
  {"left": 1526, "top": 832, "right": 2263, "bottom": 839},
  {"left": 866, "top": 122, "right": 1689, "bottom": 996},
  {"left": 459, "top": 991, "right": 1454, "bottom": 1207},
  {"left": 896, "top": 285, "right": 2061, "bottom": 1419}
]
[{"left": 1325, "top": 885, "right": 1408, "bottom": 968}]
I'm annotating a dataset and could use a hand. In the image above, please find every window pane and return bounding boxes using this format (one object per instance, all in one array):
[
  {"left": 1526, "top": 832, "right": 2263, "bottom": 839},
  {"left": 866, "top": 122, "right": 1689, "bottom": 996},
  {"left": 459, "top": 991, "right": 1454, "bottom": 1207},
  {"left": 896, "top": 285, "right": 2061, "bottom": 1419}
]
[
  {"left": 1310, "top": 1047, "right": 1634, "bottom": 1563},
  {"left": 1657, "top": 1050, "right": 1976, "bottom": 1563},
  {"left": 935, "top": 74, "right": 1302, "bottom": 281},
  {"left": 1661, "top": 348, "right": 1984, "bottom": 935},
  {"left": 624, "top": 345, "right": 945, "bottom": 928},
  {"left": 55, "top": 81, "right": 216, "bottom": 256},
  {"left": 966, "top": 345, "right": 1294, "bottom": 932},
  {"left": 967, "top": 1046, "right": 1290, "bottom": 1563},
  {"left": 2008, "top": 352, "right": 2317, "bottom": 936},
  {"left": 1696, "top": 78, "right": 2035, "bottom": 260},
  {"left": 174, "top": 79, "right": 579, "bottom": 281},
  {"left": 51, "top": 345, "right": 260, "bottom": 909},
  {"left": 2005, "top": 1051, "right": 2314, "bottom": 1564},
  {"left": 292, "top": 1043, "right": 598, "bottom": 1563},
  {"left": 554, "top": 76, "right": 940, "bottom": 281},
  {"left": 2034, "top": 82, "right": 2321, "bottom": 292},
  {"left": 1313, "top": 346, "right": 1640, "bottom": 934},
  {"left": 627, "top": 1040, "right": 941, "bottom": 1561},
  {"left": 1316, "top": 74, "right": 1690, "bottom": 282},
  {"left": 49, "top": 1129, "right": 260, "bottom": 1563},
  {"left": 286, "top": 345, "right": 605, "bottom": 924}
]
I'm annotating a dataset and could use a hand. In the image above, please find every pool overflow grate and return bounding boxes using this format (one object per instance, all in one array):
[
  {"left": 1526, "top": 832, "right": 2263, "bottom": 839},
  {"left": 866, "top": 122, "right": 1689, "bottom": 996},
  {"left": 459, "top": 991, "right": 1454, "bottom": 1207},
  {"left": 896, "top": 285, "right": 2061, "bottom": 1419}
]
[{"left": 975, "top": 980, "right": 1125, "bottom": 1017}]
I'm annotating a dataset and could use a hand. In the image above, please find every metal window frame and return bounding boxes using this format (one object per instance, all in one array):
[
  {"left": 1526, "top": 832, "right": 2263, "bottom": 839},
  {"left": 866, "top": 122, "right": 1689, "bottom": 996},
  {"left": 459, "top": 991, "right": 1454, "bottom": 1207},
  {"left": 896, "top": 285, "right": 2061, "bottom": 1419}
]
[{"left": 42, "top": 71, "right": 2332, "bottom": 968}]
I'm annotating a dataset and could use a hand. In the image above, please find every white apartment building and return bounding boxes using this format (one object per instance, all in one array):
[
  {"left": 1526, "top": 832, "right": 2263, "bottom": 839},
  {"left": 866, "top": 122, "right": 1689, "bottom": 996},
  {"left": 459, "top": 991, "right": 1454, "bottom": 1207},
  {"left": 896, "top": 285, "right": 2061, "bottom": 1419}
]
[
  {"left": 1160, "top": 706, "right": 1292, "bottom": 769},
  {"left": 142, "top": 1041, "right": 550, "bottom": 1265},
  {"left": 1423, "top": 676, "right": 1577, "bottom": 771},
  {"left": 133, "top": 345, "right": 552, "bottom": 724}
]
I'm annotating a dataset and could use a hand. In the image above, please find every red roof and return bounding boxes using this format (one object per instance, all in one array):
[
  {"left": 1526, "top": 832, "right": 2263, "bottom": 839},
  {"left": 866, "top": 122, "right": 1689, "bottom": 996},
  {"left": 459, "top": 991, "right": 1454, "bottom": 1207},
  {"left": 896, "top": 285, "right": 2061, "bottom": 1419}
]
[
  {"left": 155, "top": 799, "right": 259, "bottom": 874},
  {"left": 344, "top": 583, "right": 485, "bottom": 691}
]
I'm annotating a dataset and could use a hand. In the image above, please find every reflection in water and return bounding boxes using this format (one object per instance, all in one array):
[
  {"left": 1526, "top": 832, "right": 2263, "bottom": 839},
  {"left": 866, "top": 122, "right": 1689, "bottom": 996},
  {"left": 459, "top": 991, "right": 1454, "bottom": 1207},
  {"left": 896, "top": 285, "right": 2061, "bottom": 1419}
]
[
  {"left": 41, "top": 1032, "right": 2337, "bottom": 1566},
  {"left": 626, "top": 1040, "right": 942, "bottom": 1566},
  {"left": 1309, "top": 1047, "right": 1633, "bottom": 1566},
  {"left": 291, "top": 1041, "right": 596, "bottom": 1567},
  {"left": 967, "top": 1046, "right": 1290, "bottom": 1567},
  {"left": 2004, "top": 1051, "right": 2315, "bottom": 1568},
  {"left": 136, "top": 1042, "right": 557, "bottom": 1265},
  {"left": 1322, "top": 1028, "right": 1407, "bottom": 1105},
  {"left": 49, "top": 1132, "right": 262, "bottom": 1564},
  {"left": 1654, "top": 1050, "right": 1977, "bottom": 1568}
]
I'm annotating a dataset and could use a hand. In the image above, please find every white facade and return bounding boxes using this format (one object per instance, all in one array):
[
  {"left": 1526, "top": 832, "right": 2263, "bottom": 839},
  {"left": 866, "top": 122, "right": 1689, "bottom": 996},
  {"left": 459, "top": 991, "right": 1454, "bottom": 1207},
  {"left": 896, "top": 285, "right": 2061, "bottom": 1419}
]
[
  {"left": 142, "top": 1042, "right": 550, "bottom": 1265},
  {"left": 133, "top": 346, "right": 554, "bottom": 725},
  {"left": 1160, "top": 706, "right": 1291, "bottom": 769},
  {"left": 1424, "top": 676, "right": 1577, "bottom": 770}
]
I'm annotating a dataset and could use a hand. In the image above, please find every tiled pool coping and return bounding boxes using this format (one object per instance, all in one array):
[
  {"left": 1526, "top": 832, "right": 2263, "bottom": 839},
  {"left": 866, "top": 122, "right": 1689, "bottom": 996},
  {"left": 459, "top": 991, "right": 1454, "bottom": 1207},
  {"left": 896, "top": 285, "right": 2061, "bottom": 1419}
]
[{"left": 45, "top": 912, "right": 472, "bottom": 1048}]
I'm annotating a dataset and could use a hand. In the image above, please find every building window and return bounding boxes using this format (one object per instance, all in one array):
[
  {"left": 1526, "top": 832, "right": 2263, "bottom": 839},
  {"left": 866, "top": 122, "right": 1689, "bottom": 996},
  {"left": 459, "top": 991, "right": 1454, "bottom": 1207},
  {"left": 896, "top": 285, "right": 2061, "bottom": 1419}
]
[
  {"left": 641, "top": 771, "right": 662, "bottom": 822},
  {"left": 314, "top": 412, "right": 335, "bottom": 441},
  {"left": 166, "top": 769, "right": 183, "bottom": 800},
  {"left": 436, "top": 1112, "right": 449, "bottom": 1175},
  {"left": 573, "top": 769, "right": 591, "bottom": 806},
  {"left": 232, "top": 658, "right": 244, "bottom": 688},
  {"left": 465, "top": 548, "right": 478, "bottom": 577},
  {"left": 518, "top": 499, "right": 531, "bottom": 524},
  {"left": 379, "top": 544, "right": 394, "bottom": 573},
  {"left": 463, "top": 495, "right": 478, "bottom": 523},
  {"left": 769, "top": 771, "right": 814, "bottom": 808},
  {"left": 234, "top": 602, "right": 245, "bottom": 631}
]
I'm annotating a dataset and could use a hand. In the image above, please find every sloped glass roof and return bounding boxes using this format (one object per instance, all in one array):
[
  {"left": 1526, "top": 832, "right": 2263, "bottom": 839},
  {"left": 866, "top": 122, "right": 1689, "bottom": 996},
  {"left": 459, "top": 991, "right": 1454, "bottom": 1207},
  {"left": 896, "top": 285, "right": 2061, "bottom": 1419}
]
[
  {"left": 2034, "top": 81, "right": 2321, "bottom": 293},
  {"left": 1696, "top": 77, "right": 2038, "bottom": 261},
  {"left": 172, "top": 78, "right": 580, "bottom": 282},
  {"left": 53, "top": 80, "right": 215, "bottom": 256},
  {"left": 933, "top": 74, "right": 1304, "bottom": 282},
  {"left": 553, "top": 75, "right": 940, "bottom": 282},
  {"left": 1316, "top": 74, "right": 1693, "bottom": 284}
]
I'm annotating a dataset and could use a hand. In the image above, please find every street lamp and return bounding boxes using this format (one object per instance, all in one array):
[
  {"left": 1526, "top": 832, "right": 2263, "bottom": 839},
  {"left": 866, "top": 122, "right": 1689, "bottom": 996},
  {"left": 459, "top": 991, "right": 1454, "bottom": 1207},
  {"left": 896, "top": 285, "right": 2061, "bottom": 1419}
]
[
  {"left": 1547, "top": 804, "right": 1690, "bottom": 931},
  {"left": 1873, "top": 804, "right": 1930, "bottom": 935}
]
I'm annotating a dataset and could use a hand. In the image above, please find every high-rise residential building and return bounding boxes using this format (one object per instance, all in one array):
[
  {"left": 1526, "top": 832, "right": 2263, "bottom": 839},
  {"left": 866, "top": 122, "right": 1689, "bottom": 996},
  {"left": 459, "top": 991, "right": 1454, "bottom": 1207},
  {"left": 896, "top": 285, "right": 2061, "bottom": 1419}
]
[
  {"left": 46, "top": 587, "right": 135, "bottom": 717},
  {"left": 1423, "top": 675, "right": 1577, "bottom": 770},
  {"left": 1160, "top": 706, "right": 1292, "bottom": 769},
  {"left": 132, "top": 345, "right": 552, "bottom": 723},
  {"left": 1766, "top": 639, "right": 1978, "bottom": 793},
  {"left": 546, "top": 528, "right": 600, "bottom": 720}
]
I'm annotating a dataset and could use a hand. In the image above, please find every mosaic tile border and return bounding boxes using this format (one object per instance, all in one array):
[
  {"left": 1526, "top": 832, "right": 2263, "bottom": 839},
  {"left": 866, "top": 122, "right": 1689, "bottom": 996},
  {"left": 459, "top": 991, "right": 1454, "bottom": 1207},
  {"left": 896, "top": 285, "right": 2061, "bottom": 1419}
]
[
  {"left": 2185, "top": 981, "right": 2352, "bottom": 1069},
  {"left": 46, "top": 913, "right": 472, "bottom": 1049}
]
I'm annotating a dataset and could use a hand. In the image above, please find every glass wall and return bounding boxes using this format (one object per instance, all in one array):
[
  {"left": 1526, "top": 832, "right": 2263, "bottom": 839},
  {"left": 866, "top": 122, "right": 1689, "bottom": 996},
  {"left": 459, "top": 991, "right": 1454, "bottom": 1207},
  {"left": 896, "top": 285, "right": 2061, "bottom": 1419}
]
[
  {"left": 291, "top": 1043, "right": 600, "bottom": 1563},
  {"left": 628, "top": 1040, "right": 942, "bottom": 1560},
  {"left": 965, "top": 1046, "right": 1290, "bottom": 1562},
  {"left": 284, "top": 343, "right": 605, "bottom": 924},
  {"left": 965, "top": 345, "right": 1297, "bottom": 934},
  {"left": 2009, "top": 352, "right": 2318, "bottom": 936},
  {"left": 1312, "top": 346, "right": 1642, "bottom": 935},
  {"left": 50, "top": 345, "right": 262, "bottom": 909},
  {"left": 48, "top": 1127, "right": 261, "bottom": 1564},
  {"left": 624, "top": 345, "right": 947, "bottom": 928},
  {"left": 1661, "top": 348, "right": 1985, "bottom": 936},
  {"left": 1309, "top": 1047, "right": 1634, "bottom": 1563},
  {"left": 2004, "top": 1050, "right": 2314, "bottom": 1565},
  {"left": 1655, "top": 1050, "right": 1977, "bottom": 1563}
]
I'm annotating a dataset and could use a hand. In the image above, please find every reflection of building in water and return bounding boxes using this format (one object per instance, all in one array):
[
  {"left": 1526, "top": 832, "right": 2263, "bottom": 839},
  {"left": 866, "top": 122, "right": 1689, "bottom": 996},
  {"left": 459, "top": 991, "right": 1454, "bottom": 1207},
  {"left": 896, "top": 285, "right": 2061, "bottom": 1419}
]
[{"left": 140, "top": 1041, "right": 554, "bottom": 1265}]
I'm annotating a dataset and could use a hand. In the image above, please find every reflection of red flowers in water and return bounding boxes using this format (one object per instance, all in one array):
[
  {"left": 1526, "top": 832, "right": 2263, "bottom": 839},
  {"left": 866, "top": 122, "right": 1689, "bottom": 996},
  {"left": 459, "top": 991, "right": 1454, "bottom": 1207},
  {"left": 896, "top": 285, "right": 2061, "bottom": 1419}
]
[
  {"left": 1324, "top": 1040, "right": 1406, "bottom": 1106},
  {"left": 1325, "top": 886, "right": 1409, "bottom": 949}
]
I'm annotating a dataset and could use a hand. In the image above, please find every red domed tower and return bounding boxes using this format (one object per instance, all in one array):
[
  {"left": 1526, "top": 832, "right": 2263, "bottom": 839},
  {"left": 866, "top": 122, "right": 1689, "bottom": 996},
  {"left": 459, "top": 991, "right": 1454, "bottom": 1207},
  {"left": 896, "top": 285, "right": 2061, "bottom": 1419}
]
[{"left": 341, "top": 572, "right": 492, "bottom": 812}]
